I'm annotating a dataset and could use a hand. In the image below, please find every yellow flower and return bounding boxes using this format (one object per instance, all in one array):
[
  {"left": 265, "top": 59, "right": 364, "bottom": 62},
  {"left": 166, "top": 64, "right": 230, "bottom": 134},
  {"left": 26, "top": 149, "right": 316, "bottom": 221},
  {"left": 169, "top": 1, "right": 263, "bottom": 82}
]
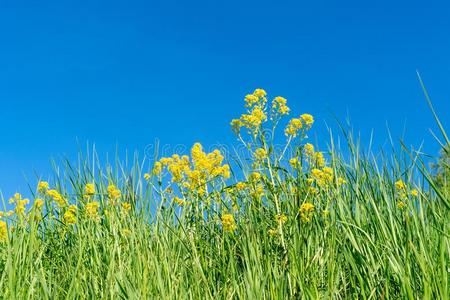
[
  {"left": 34, "top": 198, "right": 44, "bottom": 209},
  {"left": 268, "top": 228, "right": 278, "bottom": 236},
  {"left": 121, "top": 202, "right": 132, "bottom": 213},
  {"left": 153, "top": 162, "right": 162, "bottom": 175},
  {"left": 85, "top": 202, "right": 100, "bottom": 220},
  {"left": 304, "top": 143, "right": 315, "bottom": 156},
  {"left": 173, "top": 196, "right": 186, "bottom": 206},
  {"left": 397, "top": 201, "right": 406, "bottom": 209},
  {"left": 85, "top": 183, "right": 95, "bottom": 196},
  {"left": 249, "top": 172, "right": 262, "bottom": 182},
  {"left": 337, "top": 177, "right": 347, "bottom": 186},
  {"left": 314, "top": 152, "right": 325, "bottom": 167},
  {"left": 254, "top": 148, "right": 267, "bottom": 160},
  {"left": 144, "top": 173, "right": 151, "bottom": 181},
  {"left": 15, "top": 199, "right": 29, "bottom": 216},
  {"left": 107, "top": 184, "right": 121, "bottom": 201},
  {"left": 37, "top": 181, "right": 49, "bottom": 193},
  {"left": 253, "top": 88, "right": 267, "bottom": 98},
  {"left": 300, "top": 114, "right": 314, "bottom": 128},
  {"left": 230, "top": 119, "right": 242, "bottom": 135},
  {"left": 63, "top": 211, "right": 77, "bottom": 225},
  {"left": 395, "top": 180, "right": 406, "bottom": 190},
  {"left": 410, "top": 189, "right": 418, "bottom": 197},
  {"left": 289, "top": 157, "right": 299, "bottom": 167},
  {"left": 221, "top": 213, "right": 237, "bottom": 232},
  {"left": 275, "top": 214, "right": 288, "bottom": 224},
  {"left": 285, "top": 118, "right": 303, "bottom": 137},
  {"left": 272, "top": 96, "right": 290, "bottom": 115},
  {"left": 0, "top": 221, "right": 7, "bottom": 242},
  {"left": 235, "top": 182, "right": 247, "bottom": 191},
  {"left": 46, "top": 189, "right": 67, "bottom": 207},
  {"left": 300, "top": 202, "right": 315, "bottom": 222}
]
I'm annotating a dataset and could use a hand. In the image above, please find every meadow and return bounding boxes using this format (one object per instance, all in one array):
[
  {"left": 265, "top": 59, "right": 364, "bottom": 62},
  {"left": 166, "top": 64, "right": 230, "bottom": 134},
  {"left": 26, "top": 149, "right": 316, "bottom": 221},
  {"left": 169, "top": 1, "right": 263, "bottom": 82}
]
[{"left": 0, "top": 87, "right": 448, "bottom": 299}]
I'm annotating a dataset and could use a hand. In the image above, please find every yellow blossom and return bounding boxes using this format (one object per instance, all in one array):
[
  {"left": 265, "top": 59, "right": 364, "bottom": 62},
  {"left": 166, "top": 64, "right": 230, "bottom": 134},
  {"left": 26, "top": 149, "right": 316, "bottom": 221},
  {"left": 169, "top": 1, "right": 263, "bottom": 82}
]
[
  {"left": 397, "top": 201, "right": 406, "bottom": 209},
  {"left": 254, "top": 148, "right": 267, "bottom": 160},
  {"left": 395, "top": 180, "right": 406, "bottom": 190},
  {"left": 153, "top": 162, "right": 162, "bottom": 175},
  {"left": 107, "top": 184, "right": 121, "bottom": 201},
  {"left": 285, "top": 118, "right": 303, "bottom": 137},
  {"left": 289, "top": 157, "right": 299, "bottom": 167},
  {"left": 173, "top": 196, "right": 186, "bottom": 206},
  {"left": 235, "top": 182, "right": 247, "bottom": 191},
  {"left": 37, "top": 181, "right": 49, "bottom": 193},
  {"left": 410, "top": 189, "right": 418, "bottom": 197},
  {"left": 144, "top": 173, "right": 151, "bottom": 181},
  {"left": 34, "top": 198, "right": 44, "bottom": 209},
  {"left": 275, "top": 214, "right": 288, "bottom": 224},
  {"left": 300, "top": 202, "right": 315, "bottom": 222},
  {"left": 85, "top": 183, "right": 95, "bottom": 196},
  {"left": 85, "top": 202, "right": 100, "bottom": 220},
  {"left": 300, "top": 114, "right": 314, "bottom": 128},
  {"left": 0, "top": 221, "right": 7, "bottom": 242},
  {"left": 46, "top": 189, "right": 67, "bottom": 207},
  {"left": 221, "top": 213, "right": 237, "bottom": 232},
  {"left": 121, "top": 202, "right": 132, "bottom": 213}
]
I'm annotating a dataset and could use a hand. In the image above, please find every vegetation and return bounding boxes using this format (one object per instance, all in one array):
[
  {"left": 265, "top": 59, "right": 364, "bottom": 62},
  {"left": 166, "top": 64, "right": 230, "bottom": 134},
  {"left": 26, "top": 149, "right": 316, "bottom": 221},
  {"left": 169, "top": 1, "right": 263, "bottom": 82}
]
[{"left": 0, "top": 88, "right": 448, "bottom": 299}]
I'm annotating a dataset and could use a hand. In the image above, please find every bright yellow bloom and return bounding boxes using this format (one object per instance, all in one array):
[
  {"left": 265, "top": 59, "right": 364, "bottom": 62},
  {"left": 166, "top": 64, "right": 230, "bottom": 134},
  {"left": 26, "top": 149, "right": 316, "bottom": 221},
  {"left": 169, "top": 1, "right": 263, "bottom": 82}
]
[
  {"left": 34, "top": 198, "right": 44, "bottom": 209},
  {"left": 314, "top": 152, "right": 325, "bottom": 167},
  {"left": 85, "top": 183, "right": 95, "bottom": 196},
  {"left": 63, "top": 210, "right": 77, "bottom": 225},
  {"left": 0, "top": 221, "right": 7, "bottom": 242},
  {"left": 289, "top": 157, "right": 298, "bottom": 167},
  {"left": 300, "top": 202, "right": 315, "bottom": 222},
  {"left": 144, "top": 173, "right": 151, "bottom": 181},
  {"left": 397, "top": 201, "right": 406, "bottom": 209},
  {"left": 304, "top": 143, "right": 315, "bottom": 156},
  {"left": 85, "top": 202, "right": 100, "bottom": 220},
  {"left": 275, "top": 214, "right": 288, "bottom": 224},
  {"left": 253, "top": 88, "right": 267, "bottom": 98},
  {"left": 410, "top": 189, "right": 418, "bottom": 197},
  {"left": 285, "top": 118, "right": 303, "bottom": 137},
  {"left": 268, "top": 228, "right": 277, "bottom": 236},
  {"left": 244, "top": 94, "right": 259, "bottom": 107},
  {"left": 300, "top": 114, "right": 314, "bottom": 128},
  {"left": 37, "top": 181, "right": 49, "bottom": 193},
  {"left": 249, "top": 172, "right": 262, "bottom": 182},
  {"left": 272, "top": 96, "right": 290, "bottom": 115},
  {"left": 221, "top": 213, "right": 237, "bottom": 232},
  {"left": 47, "top": 189, "right": 67, "bottom": 207},
  {"left": 235, "top": 182, "right": 247, "bottom": 191},
  {"left": 254, "top": 148, "right": 267, "bottom": 160},
  {"left": 230, "top": 119, "right": 242, "bottom": 135},
  {"left": 121, "top": 202, "right": 132, "bottom": 213},
  {"left": 337, "top": 177, "right": 347, "bottom": 186},
  {"left": 107, "top": 184, "right": 121, "bottom": 201},
  {"left": 153, "top": 162, "right": 162, "bottom": 175},
  {"left": 395, "top": 180, "right": 406, "bottom": 190},
  {"left": 173, "top": 196, "right": 186, "bottom": 206}
]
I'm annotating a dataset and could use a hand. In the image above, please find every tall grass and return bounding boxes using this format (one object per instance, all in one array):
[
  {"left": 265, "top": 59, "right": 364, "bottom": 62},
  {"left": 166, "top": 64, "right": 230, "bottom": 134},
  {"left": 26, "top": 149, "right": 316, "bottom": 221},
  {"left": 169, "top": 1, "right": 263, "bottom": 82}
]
[{"left": 0, "top": 88, "right": 448, "bottom": 299}]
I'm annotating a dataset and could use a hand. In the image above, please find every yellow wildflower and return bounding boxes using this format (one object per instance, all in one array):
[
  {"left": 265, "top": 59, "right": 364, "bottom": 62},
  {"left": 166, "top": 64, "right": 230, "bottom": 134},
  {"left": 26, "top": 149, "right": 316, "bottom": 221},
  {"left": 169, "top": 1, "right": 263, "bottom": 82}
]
[
  {"left": 272, "top": 96, "right": 290, "bottom": 115},
  {"left": 230, "top": 119, "right": 242, "bottom": 135},
  {"left": 37, "top": 181, "right": 49, "bottom": 193},
  {"left": 85, "top": 183, "right": 95, "bottom": 196},
  {"left": 410, "top": 189, "right": 418, "bottom": 197},
  {"left": 395, "top": 180, "right": 406, "bottom": 190},
  {"left": 254, "top": 148, "right": 267, "bottom": 160},
  {"left": 46, "top": 189, "right": 66, "bottom": 207},
  {"left": 268, "top": 228, "right": 278, "bottom": 236},
  {"left": 173, "top": 196, "right": 185, "bottom": 206},
  {"left": 85, "top": 202, "right": 100, "bottom": 220},
  {"left": 0, "top": 221, "right": 7, "bottom": 242},
  {"left": 221, "top": 213, "right": 237, "bottom": 232},
  {"left": 153, "top": 162, "right": 162, "bottom": 175},
  {"left": 275, "top": 214, "right": 288, "bottom": 224},
  {"left": 34, "top": 198, "right": 44, "bottom": 209},
  {"left": 285, "top": 118, "right": 302, "bottom": 137},
  {"left": 121, "top": 202, "right": 132, "bottom": 213},
  {"left": 289, "top": 157, "right": 299, "bottom": 167},
  {"left": 300, "top": 202, "right": 315, "bottom": 222},
  {"left": 300, "top": 114, "right": 314, "bottom": 128},
  {"left": 235, "top": 182, "right": 247, "bottom": 191},
  {"left": 397, "top": 201, "right": 406, "bottom": 209},
  {"left": 304, "top": 143, "right": 315, "bottom": 156},
  {"left": 107, "top": 184, "right": 121, "bottom": 201}
]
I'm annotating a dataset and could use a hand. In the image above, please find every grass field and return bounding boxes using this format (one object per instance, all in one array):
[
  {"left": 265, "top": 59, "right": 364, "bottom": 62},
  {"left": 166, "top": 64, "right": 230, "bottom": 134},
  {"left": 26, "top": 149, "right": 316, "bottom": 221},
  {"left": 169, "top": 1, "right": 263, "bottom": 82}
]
[{"left": 0, "top": 88, "right": 448, "bottom": 299}]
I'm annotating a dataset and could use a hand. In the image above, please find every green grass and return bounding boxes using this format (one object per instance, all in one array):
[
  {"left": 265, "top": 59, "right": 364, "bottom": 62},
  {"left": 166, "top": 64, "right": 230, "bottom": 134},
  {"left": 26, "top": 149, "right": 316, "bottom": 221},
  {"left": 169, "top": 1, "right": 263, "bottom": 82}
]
[{"left": 0, "top": 88, "right": 448, "bottom": 299}]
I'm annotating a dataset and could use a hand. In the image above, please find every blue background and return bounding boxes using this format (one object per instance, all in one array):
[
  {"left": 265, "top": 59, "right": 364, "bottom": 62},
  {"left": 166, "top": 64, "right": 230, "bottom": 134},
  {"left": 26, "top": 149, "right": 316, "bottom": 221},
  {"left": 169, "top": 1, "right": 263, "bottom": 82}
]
[{"left": 1, "top": 0, "right": 449, "bottom": 198}]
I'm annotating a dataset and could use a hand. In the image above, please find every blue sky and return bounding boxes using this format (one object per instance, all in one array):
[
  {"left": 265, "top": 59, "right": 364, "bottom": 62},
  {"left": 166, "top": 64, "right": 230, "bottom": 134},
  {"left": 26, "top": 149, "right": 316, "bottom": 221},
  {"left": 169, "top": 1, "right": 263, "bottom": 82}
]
[{"left": 0, "top": 0, "right": 449, "bottom": 197}]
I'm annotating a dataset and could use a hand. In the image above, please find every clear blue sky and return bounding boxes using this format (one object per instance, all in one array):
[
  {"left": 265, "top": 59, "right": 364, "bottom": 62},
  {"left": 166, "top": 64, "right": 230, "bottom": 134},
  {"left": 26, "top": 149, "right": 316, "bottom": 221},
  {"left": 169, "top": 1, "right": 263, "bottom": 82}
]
[{"left": 1, "top": 0, "right": 449, "bottom": 197}]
